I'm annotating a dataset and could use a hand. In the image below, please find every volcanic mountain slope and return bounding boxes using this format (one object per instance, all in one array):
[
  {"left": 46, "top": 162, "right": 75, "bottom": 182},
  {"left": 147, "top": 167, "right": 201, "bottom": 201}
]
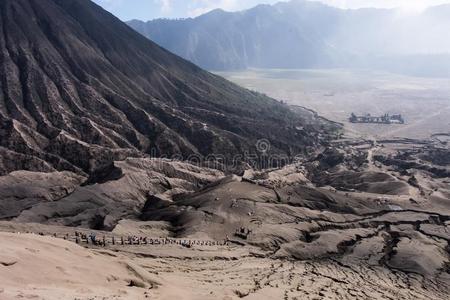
[{"left": 0, "top": 0, "right": 339, "bottom": 176}]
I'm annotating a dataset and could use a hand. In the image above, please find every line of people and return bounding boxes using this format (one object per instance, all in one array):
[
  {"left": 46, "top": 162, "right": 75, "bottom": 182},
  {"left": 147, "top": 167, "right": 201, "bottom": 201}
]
[{"left": 55, "top": 231, "right": 231, "bottom": 247}]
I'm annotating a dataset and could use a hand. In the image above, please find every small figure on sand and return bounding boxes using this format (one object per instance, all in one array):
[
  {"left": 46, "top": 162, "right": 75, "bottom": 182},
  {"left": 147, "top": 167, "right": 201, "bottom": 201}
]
[{"left": 89, "top": 233, "right": 96, "bottom": 244}]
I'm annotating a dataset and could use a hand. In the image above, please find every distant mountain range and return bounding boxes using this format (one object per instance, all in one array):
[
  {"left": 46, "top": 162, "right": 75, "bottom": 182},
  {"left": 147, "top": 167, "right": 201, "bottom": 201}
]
[
  {"left": 0, "top": 0, "right": 338, "bottom": 176},
  {"left": 128, "top": 0, "right": 450, "bottom": 77}
]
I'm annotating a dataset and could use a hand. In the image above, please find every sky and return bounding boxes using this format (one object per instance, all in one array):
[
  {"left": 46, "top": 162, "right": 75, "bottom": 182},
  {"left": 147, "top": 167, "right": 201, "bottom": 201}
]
[{"left": 93, "top": 0, "right": 450, "bottom": 21}]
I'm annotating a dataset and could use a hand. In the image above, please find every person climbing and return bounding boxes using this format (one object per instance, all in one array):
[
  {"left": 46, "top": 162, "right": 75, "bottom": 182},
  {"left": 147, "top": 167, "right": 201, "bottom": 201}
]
[{"left": 89, "top": 233, "right": 96, "bottom": 244}]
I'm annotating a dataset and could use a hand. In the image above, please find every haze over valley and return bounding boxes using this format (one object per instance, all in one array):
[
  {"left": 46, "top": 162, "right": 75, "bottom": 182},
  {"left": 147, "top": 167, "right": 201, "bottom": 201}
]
[
  {"left": 217, "top": 68, "right": 450, "bottom": 139},
  {"left": 128, "top": 0, "right": 450, "bottom": 77}
]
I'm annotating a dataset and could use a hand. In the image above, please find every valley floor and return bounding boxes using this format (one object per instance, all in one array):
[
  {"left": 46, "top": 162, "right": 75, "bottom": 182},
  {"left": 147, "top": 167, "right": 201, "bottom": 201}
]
[
  {"left": 217, "top": 68, "right": 450, "bottom": 139},
  {"left": 1, "top": 230, "right": 449, "bottom": 300}
]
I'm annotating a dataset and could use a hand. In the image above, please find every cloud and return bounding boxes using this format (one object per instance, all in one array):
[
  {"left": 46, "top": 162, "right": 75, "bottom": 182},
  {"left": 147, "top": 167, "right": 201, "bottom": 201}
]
[
  {"left": 186, "top": 0, "right": 450, "bottom": 18},
  {"left": 317, "top": 0, "right": 450, "bottom": 10},
  {"left": 94, "top": 0, "right": 125, "bottom": 9},
  {"left": 154, "top": 0, "right": 173, "bottom": 14},
  {"left": 187, "top": 0, "right": 264, "bottom": 17},
  {"left": 94, "top": 0, "right": 450, "bottom": 20}
]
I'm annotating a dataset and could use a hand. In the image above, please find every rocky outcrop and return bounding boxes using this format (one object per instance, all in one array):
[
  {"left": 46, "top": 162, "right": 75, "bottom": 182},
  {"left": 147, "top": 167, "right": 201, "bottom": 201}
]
[
  {"left": 11, "top": 158, "right": 224, "bottom": 230},
  {"left": 0, "top": 171, "right": 84, "bottom": 219}
]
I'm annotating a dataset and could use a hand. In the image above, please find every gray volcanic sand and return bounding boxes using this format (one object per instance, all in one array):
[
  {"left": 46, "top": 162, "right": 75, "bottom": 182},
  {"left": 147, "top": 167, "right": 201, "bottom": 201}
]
[
  {"left": 0, "top": 225, "right": 448, "bottom": 300},
  {"left": 1, "top": 140, "right": 449, "bottom": 299}
]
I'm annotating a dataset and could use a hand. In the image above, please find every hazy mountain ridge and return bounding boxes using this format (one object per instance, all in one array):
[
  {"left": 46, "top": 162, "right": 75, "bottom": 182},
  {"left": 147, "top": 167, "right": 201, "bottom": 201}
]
[
  {"left": 0, "top": 0, "right": 339, "bottom": 176},
  {"left": 128, "top": 0, "right": 450, "bottom": 76}
]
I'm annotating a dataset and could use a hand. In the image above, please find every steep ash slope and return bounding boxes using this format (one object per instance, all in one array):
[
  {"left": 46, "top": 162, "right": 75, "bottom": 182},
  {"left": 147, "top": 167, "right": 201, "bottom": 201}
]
[{"left": 0, "top": 0, "right": 338, "bottom": 176}]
